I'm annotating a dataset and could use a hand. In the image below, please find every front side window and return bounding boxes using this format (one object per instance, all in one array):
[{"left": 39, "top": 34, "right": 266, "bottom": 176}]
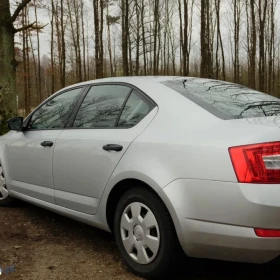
[
  {"left": 29, "top": 87, "right": 83, "bottom": 130},
  {"left": 73, "top": 85, "right": 131, "bottom": 128},
  {"left": 117, "top": 91, "right": 152, "bottom": 128}
]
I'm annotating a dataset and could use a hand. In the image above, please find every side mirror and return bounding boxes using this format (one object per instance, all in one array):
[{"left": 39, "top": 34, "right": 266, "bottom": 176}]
[{"left": 7, "top": 117, "right": 23, "bottom": 131}]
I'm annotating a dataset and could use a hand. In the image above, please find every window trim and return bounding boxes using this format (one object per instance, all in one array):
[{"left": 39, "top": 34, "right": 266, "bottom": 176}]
[
  {"left": 66, "top": 82, "right": 157, "bottom": 130},
  {"left": 23, "top": 86, "right": 87, "bottom": 131}
]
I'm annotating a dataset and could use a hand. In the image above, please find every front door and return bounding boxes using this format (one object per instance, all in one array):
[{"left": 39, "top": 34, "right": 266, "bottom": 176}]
[
  {"left": 53, "top": 84, "right": 157, "bottom": 214},
  {"left": 6, "top": 87, "right": 84, "bottom": 203}
]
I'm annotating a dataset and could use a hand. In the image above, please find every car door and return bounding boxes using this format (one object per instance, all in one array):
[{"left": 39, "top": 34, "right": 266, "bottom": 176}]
[
  {"left": 6, "top": 87, "right": 84, "bottom": 203},
  {"left": 53, "top": 84, "right": 157, "bottom": 214}
]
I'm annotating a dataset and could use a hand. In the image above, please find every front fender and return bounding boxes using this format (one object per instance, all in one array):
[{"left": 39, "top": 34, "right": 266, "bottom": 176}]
[{"left": 0, "top": 131, "right": 23, "bottom": 192}]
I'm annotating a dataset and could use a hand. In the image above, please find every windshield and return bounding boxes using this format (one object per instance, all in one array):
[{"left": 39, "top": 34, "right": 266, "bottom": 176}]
[{"left": 161, "top": 78, "right": 280, "bottom": 120}]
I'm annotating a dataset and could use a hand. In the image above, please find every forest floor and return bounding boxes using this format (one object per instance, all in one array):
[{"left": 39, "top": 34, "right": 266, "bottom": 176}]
[{"left": 0, "top": 201, "right": 279, "bottom": 280}]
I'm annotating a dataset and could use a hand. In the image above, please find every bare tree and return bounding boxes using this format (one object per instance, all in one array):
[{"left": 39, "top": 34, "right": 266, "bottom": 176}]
[
  {"left": 258, "top": 0, "right": 268, "bottom": 91},
  {"left": 200, "top": 0, "right": 213, "bottom": 78},
  {"left": 267, "top": 0, "right": 275, "bottom": 93},
  {"left": 232, "top": 0, "right": 242, "bottom": 83},
  {"left": 121, "top": 0, "right": 129, "bottom": 76},
  {"left": 93, "top": 0, "right": 104, "bottom": 78},
  {"left": 50, "top": 0, "right": 55, "bottom": 94},
  {"left": 33, "top": 0, "right": 42, "bottom": 102},
  {"left": 246, "top": 0, "right": 257, "bottom": 88}
]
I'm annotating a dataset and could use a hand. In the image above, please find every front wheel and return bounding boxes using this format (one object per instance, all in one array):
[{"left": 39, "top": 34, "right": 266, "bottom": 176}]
[
  {"left": 114, "top": 187, "right": 182, "bottom": 279},
  {"left": 0, "top": 163, "right": 14, "bottom": 207}
]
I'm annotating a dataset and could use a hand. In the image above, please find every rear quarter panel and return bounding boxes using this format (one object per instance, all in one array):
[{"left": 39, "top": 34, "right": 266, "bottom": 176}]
[{"left": 96, "top": 81, "right": 280, "bottom": 227}]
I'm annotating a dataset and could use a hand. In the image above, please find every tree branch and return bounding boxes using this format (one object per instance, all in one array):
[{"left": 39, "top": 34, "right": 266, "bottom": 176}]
[
  {"left": 11, "top": 0, "right": 32, "bottom": 22},
  {"left": 14, "top": 22, "right": 47, "bottom": 33}
]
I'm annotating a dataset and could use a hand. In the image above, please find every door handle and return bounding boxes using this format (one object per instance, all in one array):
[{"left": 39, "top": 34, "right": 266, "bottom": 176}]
[
  {"left": 103, "top": 144, "right": 123, "bottom": 152},
  {"left": 41, "top": 141, "right": 54, "bottom": 147}
]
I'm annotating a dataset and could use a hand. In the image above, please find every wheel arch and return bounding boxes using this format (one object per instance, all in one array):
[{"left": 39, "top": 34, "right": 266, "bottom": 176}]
[
  {"left": 106, "top": 178, "right": 169, "bottom": 233},
  {"left": 0, "top": 143, "right": 10, "bottom": 181}
]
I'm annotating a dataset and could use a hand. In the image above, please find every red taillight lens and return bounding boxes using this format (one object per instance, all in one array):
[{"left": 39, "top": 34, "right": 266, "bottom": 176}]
[
  {"left": 229, "top": 142, "right": 280, "bottom": 183},
  {"left": 255, "top": 228, "right": 280, "bottom": 237}
]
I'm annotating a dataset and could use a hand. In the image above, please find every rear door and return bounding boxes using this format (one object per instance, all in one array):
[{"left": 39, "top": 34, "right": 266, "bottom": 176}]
[{"left": 53, "top": 83, "right": 157, "bottom": 214}]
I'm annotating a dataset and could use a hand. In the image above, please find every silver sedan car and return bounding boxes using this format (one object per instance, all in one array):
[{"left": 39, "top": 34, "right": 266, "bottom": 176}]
[{"left": 1, "top": 76, "right": 280, "bottom": 278}]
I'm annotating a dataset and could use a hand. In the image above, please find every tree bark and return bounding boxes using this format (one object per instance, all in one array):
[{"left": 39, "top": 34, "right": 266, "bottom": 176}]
[
  {"left": 183, "top": 0, "right": 189, "bottom": 76},
  {"left": 248, "top": 0, "right": 256, "bottom": 88},
  {"left": 50, "top": 0, "right": 55, "bottom": 94},
  {"left": 258, "top": 0, "right": 268, "bottom": 92},
  {"left": 141, "top": 0, "right": 147, "bottom": 75},
  {"left": 60, "top": 0, "right": 66, "bottom": 87},
  {"left": 233, "top": 0, "right": 241, "bottom": 83},
  {"left": 121, "top": 0, "right": 129, "bottom": 76},
  {"left": 93, "top": 0, "right": 104, "bottom": 79},
  {"left": 0, "top": 0, "right": 34, "bottom": 133},
  {"left": 34, "top": 0, "right": 41, "bottom": 103},
  {"left": 200, "top": 0, "right": 213, "bottom": 78},
  {"left": 0, "top": 0, "right": 18, "bottom": 133},
  {"left": 268, "top": 0, "right": 275, "bottom": 93},
  {"left": 153, "top": 0, "right": 159, "bottom": 75}
]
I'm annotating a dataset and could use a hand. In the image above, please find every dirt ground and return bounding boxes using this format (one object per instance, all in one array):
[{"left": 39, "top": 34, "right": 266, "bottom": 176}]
[{"left": 1, "top": 202, "right": 280, "bottom": 280}]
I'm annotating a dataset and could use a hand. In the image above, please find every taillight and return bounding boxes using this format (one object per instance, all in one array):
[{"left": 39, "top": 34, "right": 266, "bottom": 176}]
[
  {"left": 229, "top": 142, "right": 280, "bottom": 183},
  {"left": 255, "top": 228, "right": 280, "bottom": 237}
]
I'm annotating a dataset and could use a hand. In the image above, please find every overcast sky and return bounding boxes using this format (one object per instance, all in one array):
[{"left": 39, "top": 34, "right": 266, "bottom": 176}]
[{"left": 11, "top": 0, "right": 280, "bottom": 65}]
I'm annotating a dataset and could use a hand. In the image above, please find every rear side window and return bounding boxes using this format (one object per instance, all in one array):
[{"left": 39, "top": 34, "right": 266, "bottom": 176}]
[
  {"left": 161, "top": 78, "right": 280, "bottom": 120},
  {"left": 73, "top": 85, "right": 131, "bottom": 128},
  {"left": 117, "top": 91, "right": 152, "bottom": 128}
]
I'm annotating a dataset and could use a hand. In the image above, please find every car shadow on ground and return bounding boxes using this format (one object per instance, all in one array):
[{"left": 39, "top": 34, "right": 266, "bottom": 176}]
[
  {"left": 9, "top": 201, "right": 280, "bottom": 280},
  {"left": 174, "top": 257, "right": 280, "bottom": 279}
]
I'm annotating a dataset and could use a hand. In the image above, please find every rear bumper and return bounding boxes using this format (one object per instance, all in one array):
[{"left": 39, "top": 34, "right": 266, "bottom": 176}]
[
  {"left": 179, "top": 219, "right": 280, "bottom": 263},
  {"left": 159, "top": 179, "right": 280, "bottom": 263}
]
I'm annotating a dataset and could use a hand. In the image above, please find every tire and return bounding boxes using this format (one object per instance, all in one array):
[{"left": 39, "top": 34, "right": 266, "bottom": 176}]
[
  {"left": 114, "top": 187, "right": 182, "bottom": 279},
  {"left": 0, "top": 163, "right": 14, "bottom": 207}
]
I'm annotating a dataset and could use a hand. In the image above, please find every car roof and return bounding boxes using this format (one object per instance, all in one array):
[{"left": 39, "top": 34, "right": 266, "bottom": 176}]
[
  {"left": 59, "top": 76, "right": 218, "bottom": 119},
  {"left": 64, "top": 76, "right": 181, "bottom": 88},
  {"left": 71, "top": 75, "right": 243, "bottom": 89}
]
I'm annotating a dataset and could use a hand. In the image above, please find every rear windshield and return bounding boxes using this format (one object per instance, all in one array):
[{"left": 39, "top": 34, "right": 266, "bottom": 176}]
[{"left": 161, "top": 78, "right": 280, "bottom": 120}]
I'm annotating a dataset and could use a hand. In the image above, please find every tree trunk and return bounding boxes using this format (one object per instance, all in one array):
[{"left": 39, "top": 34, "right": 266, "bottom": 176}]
[
  {"left": 22, "top": 8, "right": 28, "bottom": 115},
  {"left": 233, "top": 0, "right": 240, "bottom": 83},
  {"left": 81, "top": 2, "right": 87, "bottom": 80},
  {"left": 141, "top": 0, "right": 147, "bottom": 75},
  {"left": 183, "top": 0, "right": 189, "bottom": 76},
  {"left": 121, "top": 0, "right": 129, "bottom": 76},
  {"left": 106, "top": 6, "right": 114, "bottom": 77},
  {"left": 93, "top": 0, "right": 104, "bottom": 79},
  {"left": 25, "top": 8, "right": 31, "bottom": 113},
  {"left": 51, "top": 0, "right": 55, "bottom": 94},
  {"left": 268, "top": 0, "right": 275, "bottom": 94},
  {"left": 178, "top": 0, "right": 183, "bottom": 75},
  {"left": 200, "top": 0, "right": 213, "bottom": 78},
  {"left": 153, "top": 0, "right": 159, "bottom": 75},
  {"left": 249, "top": 0, "right": 256, "bottom": 88},
  {"left": 0, "top": 0, "right": 17, "bottom": 133},
  {"left": 258, "top": 0, "right": 268, "bottom": 92},
  {"left": 73, "top": 0, "right": 82, "bottom": 82},
  {"left": 60, "top": 0, "right": 66, "bottom": 87},
  {"left": 34, "top": 0, "right": 41, "bottom": 103},
  {"left": 135, "top": 2, "right": 140, "bottom": 76}
]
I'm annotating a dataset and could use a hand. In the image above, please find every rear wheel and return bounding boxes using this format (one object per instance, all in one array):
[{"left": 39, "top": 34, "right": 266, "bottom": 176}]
[
  {"left": 114, "top": 187, "right": 182, "bottom": 279},
  {"left": 0, "top": 163, "right": 14, "bottom": 207}
]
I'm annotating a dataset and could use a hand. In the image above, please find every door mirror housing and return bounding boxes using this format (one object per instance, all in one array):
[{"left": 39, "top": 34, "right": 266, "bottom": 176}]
[{"left": 7, "top": 117, "right": 23, "bottom": 131}]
